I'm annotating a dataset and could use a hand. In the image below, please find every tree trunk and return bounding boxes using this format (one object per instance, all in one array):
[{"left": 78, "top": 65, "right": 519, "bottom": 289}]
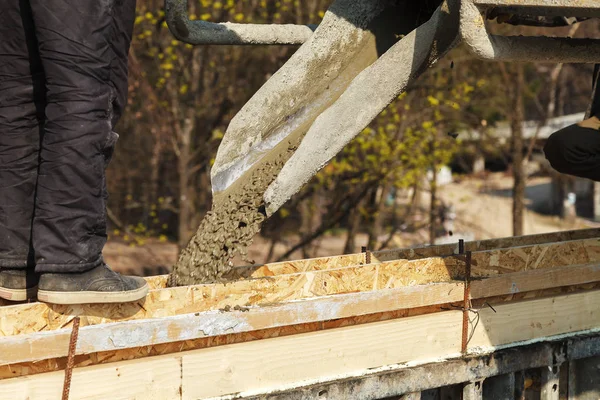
[
  {"left": 343, "top": 204, "right": 362, "bottom": 254},
  {"left": 512, "top": 65, "right": 525, "bottom": 237},
  {"left": 299, "top": 198, "right": 313, "bottom": 258},
  {"left": 177, "top": 120, "right": 194, "bottom": 248},
  {"left": 368, "top": 184, "right": 390, "bottom": 249},
  {"left": 429, "top": 166, "right": 438, "bottom": 245}
]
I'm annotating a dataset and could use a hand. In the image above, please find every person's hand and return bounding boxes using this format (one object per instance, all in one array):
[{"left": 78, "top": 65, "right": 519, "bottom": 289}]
[{"left": 578, "top": 116, "right": 600, "bottom": 131}]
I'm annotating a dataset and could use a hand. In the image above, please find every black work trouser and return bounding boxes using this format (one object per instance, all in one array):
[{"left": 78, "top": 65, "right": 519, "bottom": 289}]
[
  {"left": 0, "top": 0, "right": 136, "bottom": 272},
  {"left": 544, "top": 65, "right": 600, "bottom": 182}
]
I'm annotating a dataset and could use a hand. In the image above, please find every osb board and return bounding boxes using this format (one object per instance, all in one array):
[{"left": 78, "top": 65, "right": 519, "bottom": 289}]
[
  {"left": 142, "top": 228, "right": 600, "bottom": 287},
  {"left": 0, "top": 257, "right": 459, "bottom": 338},
  {"left": 374, "top": 228, "right": 600, "bottom": 262},
  {"left": 0, "top": 311, "right": 465, "bottom": 399},
  {"left": 2, "top": 229, "right": 596, "bottom": 299},
  {"left": 2, "top": 237, "right": 600, "bottom": 338},
  {"left": 141, "top": 252, "right": 367, "bottom": 289},
  {"left": 142, "top": 235, "right": 600, "bottom": 291},
  {"left": 468, "top": 237, "right": 599, "bottom": 276}
]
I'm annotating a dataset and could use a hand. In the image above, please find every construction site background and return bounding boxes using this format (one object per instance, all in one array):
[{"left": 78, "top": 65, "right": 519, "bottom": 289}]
[{"left": 106, "top": 0, "right": 600, "bottom": 276}]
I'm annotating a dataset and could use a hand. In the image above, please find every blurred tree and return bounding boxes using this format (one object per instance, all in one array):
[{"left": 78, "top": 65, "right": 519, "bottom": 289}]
[{"left": 108, "top": 1, "right": 599, "bottom": 261}]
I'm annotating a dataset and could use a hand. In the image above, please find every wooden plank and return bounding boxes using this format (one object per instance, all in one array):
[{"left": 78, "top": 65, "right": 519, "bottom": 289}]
[
  {"left": 470, "top": 263, "right": 600, "bottom": 298},
  {"left": 0, "top": 311, "right": 464, "bottom": 399},
  {"left": 3, "top": 290, "right": 600, "bottom": 399},
  {"left": 468, "top": 290, "right": 600, "bottom": 351},
  {"left": 2, "top": 237, "right": 600, "bottom": 338},
  {"left": 0, "top": 355, "right": 182, "bottom": 400}
]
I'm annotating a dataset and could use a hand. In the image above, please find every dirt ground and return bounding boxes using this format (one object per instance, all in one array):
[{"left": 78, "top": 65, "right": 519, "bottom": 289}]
[{"left": 105, "top": 173, "right": 597, "bottom": 276}]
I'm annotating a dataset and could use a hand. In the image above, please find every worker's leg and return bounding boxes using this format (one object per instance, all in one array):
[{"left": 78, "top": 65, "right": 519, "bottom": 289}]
[
  {"left": 590, "top": 64, "right": 600, "bottom": 118},
  {"left": 28, "top": 0, "right": 147, "bottom": 303},
  {"left": 0, "top": 0, "right": 44, "bottom": 300}
]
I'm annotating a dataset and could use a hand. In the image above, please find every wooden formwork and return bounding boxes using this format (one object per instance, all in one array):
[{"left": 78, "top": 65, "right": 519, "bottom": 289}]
[{"left": 1, "top": 228, "right": 600, "bottom": 399}]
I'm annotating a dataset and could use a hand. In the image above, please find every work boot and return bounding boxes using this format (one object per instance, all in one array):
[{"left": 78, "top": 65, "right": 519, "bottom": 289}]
[
  {"left": 37, "top": 264, "right": 149, "bottom": 305},
  {"left": 0, "top": 268, "right": 38, "bottom": 302}
]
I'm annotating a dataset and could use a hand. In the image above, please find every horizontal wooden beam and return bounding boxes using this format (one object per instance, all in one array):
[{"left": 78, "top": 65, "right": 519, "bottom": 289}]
[
  {"left": 2, "top": 290, "right": 599, "bottom": 399},
  {"left": 252, "top": 334, "right": 600, "bottom": 400},
  {"left": 0, "top": 311, "right": 465, "bottom": 399}
]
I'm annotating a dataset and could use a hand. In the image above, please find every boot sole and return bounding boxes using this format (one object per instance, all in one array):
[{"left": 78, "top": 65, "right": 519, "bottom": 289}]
[
  {"left": 0, "top": 286, "right": 38, "bottom": 302},
  {"left": 37, "top": 285, "right": 149, "bottom": 305}
]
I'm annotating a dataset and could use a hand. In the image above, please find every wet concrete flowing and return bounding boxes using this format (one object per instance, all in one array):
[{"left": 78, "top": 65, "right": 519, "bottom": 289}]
[{"left": 168, "top": 143, "right": 297, "bottom": 287}]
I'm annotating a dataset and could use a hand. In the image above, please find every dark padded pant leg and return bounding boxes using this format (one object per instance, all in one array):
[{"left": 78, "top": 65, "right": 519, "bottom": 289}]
[
  {"left": 29, "top": 0, "right": 135, "bottom": 273},
  {"left": 590, "top": 65, "right": 600, "bottom": 119},
  {"left": 545, "top": 64, "right": 600, "bottom": 182},
  {"left": 0, "top": 0, "right": 44, "bottom": 268},
  {"left": 544, "top": 124, "right": 600, "bottom": 182}
]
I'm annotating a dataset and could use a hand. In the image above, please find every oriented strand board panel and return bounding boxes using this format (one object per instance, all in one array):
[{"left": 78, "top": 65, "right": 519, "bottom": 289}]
[
  {"left": 143, "top": 228, "right": 600, "bottom": 286},
  {"left": 0, "top": 311, "right": 464, "bottom": 399},
  {"left": 228, "top": 253, "right": 367, "bottom": 279},
  {"left": 375, "top": 228, "right": 600, "bottom": 262},
  {"left": 468, "top": 289, "right": 600, "bottom": 351},
  {"left": 469, "top": 237, "right": 599, "bottom": 276},
  {"left": 3, "top": 237, "right": 600, "bottom": 338},
  {"left": 0, "top": 259, "right": 459, "bottom": 338}
]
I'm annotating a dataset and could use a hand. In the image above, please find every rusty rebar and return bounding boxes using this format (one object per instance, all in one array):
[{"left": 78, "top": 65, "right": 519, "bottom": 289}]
[
  {"left": 462, "top": 251, "right": 472, "bottom": 353},
  {"left": 62, "top": 317, "right": 81, "bottom": 400}
]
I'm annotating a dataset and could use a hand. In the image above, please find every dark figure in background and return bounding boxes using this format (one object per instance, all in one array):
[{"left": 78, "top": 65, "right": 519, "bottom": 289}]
[
  {"left": 544, "top": 66, "right": 600, "bottom": 181},
  {"left": 0, "top": 0, "right": 148, "bottom": 304}
]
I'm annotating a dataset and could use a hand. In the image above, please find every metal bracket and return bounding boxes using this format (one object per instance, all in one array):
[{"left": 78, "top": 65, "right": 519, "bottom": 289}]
[{"left": 460, "top": 0, "right": 600, "bottom": 63}]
